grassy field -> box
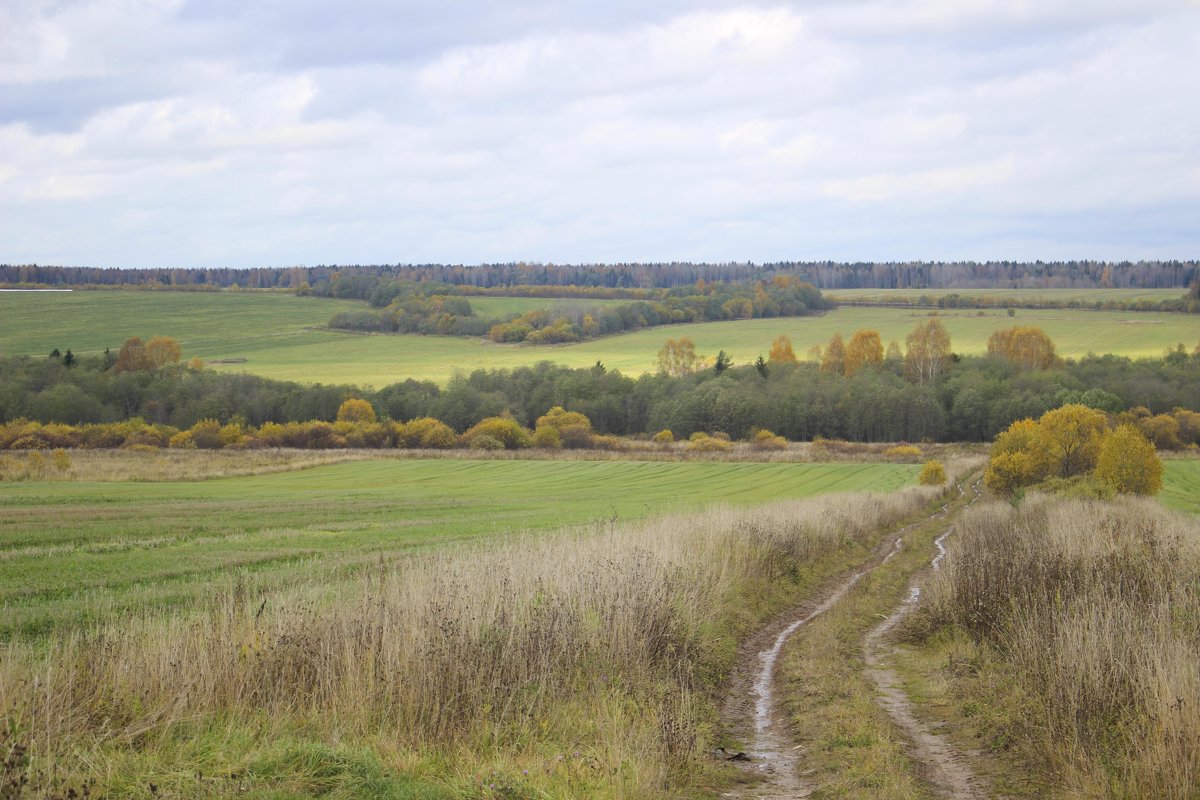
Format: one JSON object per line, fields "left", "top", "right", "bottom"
{"left": 1162, "top": 459, "right": 1200, "bottom": 514}
{"left": 0, "top": 457, "right": 917, "bottom": 637}
{"left": 2, "top": 289, "right": 1196, "bottom": 387}
{"left": 824, "top": 287, "right": 1187, "bottom": 304}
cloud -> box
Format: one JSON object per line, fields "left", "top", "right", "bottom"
{"left": 1, "top": 1, "right": 1198, "bottom": 267}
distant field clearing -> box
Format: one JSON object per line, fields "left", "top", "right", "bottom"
{"left": 1, "top": 289, "right": 1195, "bottom": 387}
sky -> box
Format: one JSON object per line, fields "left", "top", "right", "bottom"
{"left": 2, "top": 0, "right": 1199, "bottom": 269}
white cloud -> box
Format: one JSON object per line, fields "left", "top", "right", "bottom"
{"left": 1, "top": 1, "right": 1199, "bottom": 266}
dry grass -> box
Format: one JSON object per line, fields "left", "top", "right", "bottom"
{"left": 0, "top": 485, "right": 948, "bottom": 797}
{"left": 911, "top": 495, "right": 1200, "bottom": 798}
{"left": 0, "top": 443, "right": 984, "bottom": 483}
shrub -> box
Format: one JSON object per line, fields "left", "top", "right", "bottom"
{"left": 532, "top": 426, "right": 562, "bottom": 449}
{"left": 188, "top": 419, "right": 223, "bottom": 450}
{"left": 462, "top": 415, "right": 532, "bottom": 450}
{"left": 469, "top": 434, "right": 504, "bottom": 451}
{"left": 687, "top": 433, "right": 734, "bottom": 453}
{"left": 651, "top": 429, "right": 674, "bottom": 445}
{"left": 1094, "top": 425, "right": 1162, "bottom": 495}
{"left": 752, "top": 429, "right": 788, "bottom": 451}
{"left": 51, "top": 449, "right": 71, "bottom": 471}
{"left": 168, "top": 431, "right": 196, "bottom": 449}
{"left": 882, "top": 444, "right": 922, "bottom": 460}
{"left": 918, "top": 460, "right": 947, "bottom": 485}
{"left": 396, "top": 417, "right": 456, "bottom": 449}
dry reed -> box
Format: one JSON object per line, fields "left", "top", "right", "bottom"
{"left": 912, "top": 495, "right": 1200, "bottom": 798}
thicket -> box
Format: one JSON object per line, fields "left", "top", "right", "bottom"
{"left": 2, "top": 346, "right": 1199, "bottom": 446}
{"left": 324, "top": 276, "right": 831, "bottom": 344}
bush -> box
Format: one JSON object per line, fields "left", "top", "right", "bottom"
{"left": 918, "top": 460, "right": 947, "bottom": 485}
{"left": 687, "top": 433, "right": 734, "bottom": 453}
{"left": 651, "top": 429, "right": 674, "bottom": 445}
{"left": 883, "top": 444, "right": 922, "bottom": 460}
{"left": 532, "top": 426, "right": 562, "bottom": 449}
{"left": 1094, "top": 425, "right": 1162, "bottom": 495}
{"left": 469, "top": 434, "right": 504, "bottom": 451}
{"left": 396, "top": 417, "right": 456, "bottom": 449}
{"left": 462, "top": 415, "right": 532, "bottom": 450}
{"left": 752, "top": 429, "right": 788, "bottom": 451}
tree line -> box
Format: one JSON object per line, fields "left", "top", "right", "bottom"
{"left": 2, "top": 329, "right": 1198, "bottom": 447}
{"left": 3, "top": 260, "right": 1196, "bottom": 292}
{"left": 325, "top": 277, "right": 831, "bottom": 344}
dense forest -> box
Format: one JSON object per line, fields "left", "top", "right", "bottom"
{"left": 3, "top": 344, "right": 1197, "bottom": 446}
{"left": 3, "top": 260, "right": 1197, "bottom": 292}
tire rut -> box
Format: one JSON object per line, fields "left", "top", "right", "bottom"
{"left": 720, "top": 481, "right": 975, "bottom": 799}
{"left": 862, "top": 478, "right": 984, "bottom": 800}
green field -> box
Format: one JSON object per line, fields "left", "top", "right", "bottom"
{"left": 0, "top": 457, "right": 917, "bottom": 637}
{"left": 2, "top": 289, "right": 1196, "bottom": 387}
{"left": 1162, "top": 460, "right": 1200, "bottom": 515}
{"left": 825, "top": 287, "right": 1188, "bottom": 304}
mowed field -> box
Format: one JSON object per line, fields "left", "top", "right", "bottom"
{"left": 1, "top": 289, "right": 1196, "bottom": 387}
{"left": 1162, "top": 460, "right": 1200, "bottom": 515}
{"left": 0, "top": 457, "right": 918, "bottom": 637}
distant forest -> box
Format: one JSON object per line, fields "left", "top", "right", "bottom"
{"left": 2, "top": 260, "right": 1197, "bottom": 291}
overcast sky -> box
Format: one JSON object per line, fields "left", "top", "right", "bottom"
{"left": 2, "top": 0, "right": 1199, "bottom": 268}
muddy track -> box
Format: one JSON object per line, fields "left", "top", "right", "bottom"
{"left": 862, "top": 478, "right": 984, "bottom": 800}
{"left": 720, "top": 481, "right": 972, "bottom": 799}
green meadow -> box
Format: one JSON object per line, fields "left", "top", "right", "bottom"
{"left": 1162, "top": 459, "right": 1200, "bottom": 515}
{"left": 0, "top": 457, "right": 917, "bottom": 637}
{"left": 1, "top": 289, "right": 1196, "bottom": 387}
{"left": 824, "top": 287, "right": 1188, "bottom": 304}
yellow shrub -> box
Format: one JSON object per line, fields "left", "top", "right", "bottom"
{"left": 918, "top": 460, "right": 947, "bottom": 486}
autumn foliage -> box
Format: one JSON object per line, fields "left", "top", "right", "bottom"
{"left": 657, "top": 337, "right": 699, "bottom": 377}
{"left": 904, "top": 319, "right": 952, "bottom": 383}
{"left": 844, "top": 330, "right": 883, "bottom": 377}
{"left": 986, "top": 326, "right": 1058, "bottom": 371}
{"left": 767, "top": 335, "right": 797, "bottom": 364}
{"left": 984, "top": 403, "right": 1163, "bottom": 496}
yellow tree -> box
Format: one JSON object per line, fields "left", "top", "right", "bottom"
{"left": 114, "top": 336, "right": 152, "bottom": 373}
{"left": 145, "top": 335, "right": 182, "bottom": 368}
{"left": 336, "top": 398, "right": 377, "bottom": 424}
{"left": 904, "top": 319, "right": 951, "bottom": 384}
{"left": 1095, "top": 425, "right": 1163, "bottom": 495}
{"left": 820, "top": 332, "right": 846, "bottom": 374}
{"left": 657, "top": 337, "right": 699, "bottom": 377}
{"left": 844, "top": 329, "right": 883, "bottom": 376}
{"left": 987, "top": 326, "right": 1057, "bottom": 371}
{"left": 1030, "top": 404, "right": 1108, "bottom": 478}
{"left": 768, "top": 335, "right": 797, "bottom": 364}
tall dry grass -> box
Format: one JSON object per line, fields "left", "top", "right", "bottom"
{"left": 0, "top": 443, "right": 984, "bottom": 483}
{"left": 1, "top": 485, "right": 950, "bottom": 795}
{"left": 913, "top": 495, "right": 1200, "bottom": 798}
